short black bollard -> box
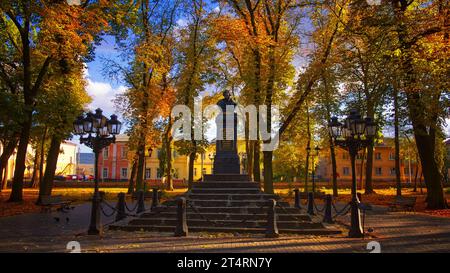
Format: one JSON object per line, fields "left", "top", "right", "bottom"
{"left": 151, "top": 188, "right": 159, "bottom": 210}
{"left": 323, "top": 194, "right": 334, "bottom": 224}
{"left": 136, "top": 190, "right": 145, "bottom": 213}
{"left": 294, "top": 189, "right": 301, "bottom": 209}
{"left": 174, "top": 197, "right": 188, "bottom": 237}
{"left": 115, "top": 193, "right": 127, "bottom": 222}
{"left": 307, "top": 192, "right": 315, "bottom": 215}
{"left": 266, "top": 199, "right": 279, "bottom": 238}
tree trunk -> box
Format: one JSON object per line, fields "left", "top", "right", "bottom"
{"left": 413, "top": 159, "right": 419, "bottom": 192}
{"left": 38, "top": 127, "right": 47, "bottom": 188}
{"left": 165, "top": 116, "right": 173, "bottom": 191}
{"left": 188, "top": 149, "right": 195, "bottom": 189}
{"left": 359, "top": 149, "right": 366, "bottom": 190}
{"left": 394, "top": 87, "right": 402, "bottom": 196}
{"left": 127, "top": 155, "right": 138, "bottom": 194}
{"left": 135, "top": 143, "right": 145, "bottom": 191}
{"left": 253, "top": 140, "right": 260, "bottom": 184}
{"left": 263, "top": 151, "right": 273, "bottom": 194}
{"left": 365, "top": 141, "right": 375, "bottom": 194}
{"left": 9, "top": 111, "right": 33, "bottom": 202}
{"left": 304, "top": 102, "right": 311, "bottom": 192}
{"left": 414, "top": 133, "right": 447, "bottom": 208}
{"left": 246, "top": 139, "right": 254, "bottom": 179}
{"left": 393, "top": 0, "right": 447, "bottom": 209}
{"left": 30, "top": 149, "right": 39, "bottom": 188}
{"left": 0, "top": 139, "right": 18, "bottom": 191}
{"left": 37, "top": 136, "right": 61, "bottom": 204}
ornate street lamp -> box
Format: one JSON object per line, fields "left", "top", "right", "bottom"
{"left": 73, "top": 108, "right": 122, "bottom": 235}
{"left": 328, "top": 109, "right": 376, "bottom": 238}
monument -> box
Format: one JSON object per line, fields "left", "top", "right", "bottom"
{"left": 213, "top": 90, "right": 240, "bottom": 174}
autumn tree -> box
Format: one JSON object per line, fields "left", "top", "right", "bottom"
{"left": 0, "top": 1, "right": 107, "bottom": 201}
{"left": 108, "top": 0, "right": 180, "bottom": 191}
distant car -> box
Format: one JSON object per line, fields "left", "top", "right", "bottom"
{"left": 54, "top": 175, "right": 66, "bottom": 181}
{"left": 66, "top": 174, "right": 83, "bottom": 181}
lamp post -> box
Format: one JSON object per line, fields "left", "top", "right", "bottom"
{"left": 73, "top": 108, "right": 122, "bottom": 235}
{"left": 328, "top": 109, "right": 376, "bottom": 238}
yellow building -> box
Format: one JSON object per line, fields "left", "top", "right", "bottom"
{"left": 1, "top": 141, "right": 78, "bottom": 182}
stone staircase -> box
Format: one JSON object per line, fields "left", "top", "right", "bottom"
{"left": 110, "top": 174, "right": 341, "bottom": 235}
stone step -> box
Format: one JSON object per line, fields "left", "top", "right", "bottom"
{"left": 186, "top": 199, "right": 290, "bottom": 207}
{"left": 110, "top": 224, "right": 342, "bottom": 236}
{"left": 140, "top": 211, "right": 312, "bottom": 221}
{"left": 147, "top": 206, "right": 303, "bottom": 214}
{"left": 186, "top": 193, "right": 280, "bottom": 201}
{"left": 190, "top": 188, "right": 261, "bottom": 194}
{"left": 203, "top": 174, "right": 250, "bottom": 181}
{"left": 128, "top": 218, "right": 324, "bottom": 229}
{"left": 192, "top": 182, "right": 260, "bottom": 188}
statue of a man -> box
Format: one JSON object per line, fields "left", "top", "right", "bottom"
{"left": 213, "top": 89, "right": 240, "bottom": 174}
{"left": 217, "top": 90, "right": 236, "bottom": 112}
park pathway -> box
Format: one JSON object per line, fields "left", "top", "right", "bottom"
{"left": 0, "top": 202, "right": 449, "bottom": 252}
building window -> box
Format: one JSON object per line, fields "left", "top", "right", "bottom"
{"left": 145, "top": 168, "right": 151, "bottom": 179}
{"left": 343, "top": 167, "right": 350, "bottom": 176}
{"left": 375, "top": 167, "right": 382, "bottom": 176}
{"left": 389, "top": 153, "right": 395, "bottom": 160}
{"left": 194, "top": 168, "right": 197, "bottom": 177}
{"left": 173, "top": 150, "right": 177, "bottom": 158}
{"left": 375, "top": 152, "right": 381, "bottom": 160}
{"left": 102, "top": 168, "right": 108, "bottom": 178}
{"left": 121, "top": 168, "right": 128, "bottom": 178}
{"left": 202, "top": 168, "right": 206, "bottom": 175}
{"left": 173, "top": 168, "right": 179, "bottom": 179}
{"left": 342, "top": 153, "right": 349, "bottom": 160}
{"left": 156, "top": 168, "right": 161, "bottom": 179}
{"left": 121, "top": 147, "right": 128, "bottom": 159}
{"left": 103, "top": 147, "right": 109, "bottom": 158}
{"left": 390, "top": 168, "right": 396, "bottom": 175}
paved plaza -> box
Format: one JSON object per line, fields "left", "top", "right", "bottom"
{"left": 0, "top": 201, "right": 449, "bottom": 253}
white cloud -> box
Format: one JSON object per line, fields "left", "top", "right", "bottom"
{"left": 84, "top": 71, "right": 127, "bottom": 118}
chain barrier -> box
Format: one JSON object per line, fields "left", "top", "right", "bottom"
{"left": 331, "top": 201, "right": 352, "bottom": 220}
{"left": 99, "top": 202, "right": 117, "bottom": 217}
{"left": 313, "top": 201, "right": 325, "bottom": 213}
{"left": 124, "top": 200, "right": 139, "bottom": 212}
{"left": 100, "top": 199, "right": 138, "bottom": 218}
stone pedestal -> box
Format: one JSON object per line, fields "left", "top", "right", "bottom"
{"left": 213, "top": 112, "right": 240, "bottom": 174}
